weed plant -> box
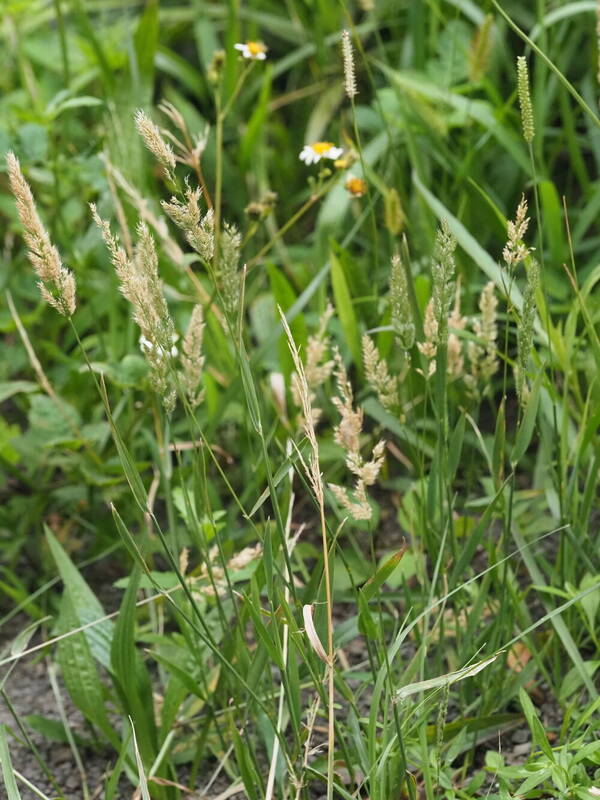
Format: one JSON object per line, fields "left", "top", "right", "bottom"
{"left": 0, "top": 2, "right": 600, "bottom": 800}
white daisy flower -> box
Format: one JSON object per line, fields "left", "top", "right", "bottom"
{"left": 299, "top": 141, "right": 344, "bottom": 165}
{"left": 234, "top": 41, "right": 268, "bottom": 61}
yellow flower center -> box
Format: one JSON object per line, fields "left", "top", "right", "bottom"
{"left": 345, "top": 177, "right": 367, "bottom": 196}
{"left": 247, "top": 41, "right": 266, "bottom": 56}
{"left": 311, "top": 141, "right": 335, "bottom": 155}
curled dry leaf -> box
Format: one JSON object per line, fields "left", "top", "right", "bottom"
{"left": 302, "top": 604, "right": 328, "bottom": 664}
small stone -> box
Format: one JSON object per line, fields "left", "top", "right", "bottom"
{"left": 511, "top": 728, "right": 529, "bottom": 744}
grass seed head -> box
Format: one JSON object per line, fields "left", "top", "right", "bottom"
{"left": 390, "top": 252, "right": 415, "bottom": 350}
{"left": 503, "top": 195, "right": 531, "bottom": 271}
{"left": 92, "top": 205, "right": 176, "bottom": 411}
{"left": 447, "top": 283, "right": 467, "bottom": 379}
{"left": 362, "top": 334, "right": 398, "bottom": 410}
{"left": 516, "top": 56, "right": 535, "bottom": 143}
{"left": 135, "top": 109, "right": 177, "bottom": 175}
{"left": 432, "top": 219, "right": 457, "bottom": 341}
{"left": 7, "top": 152, "right": 76, "bottom": 317}
{"left": 469, "top": 14, "right": 493, "bottom": 83}
{"left": 466, "top": 281, "right": 499, "bottom": 394}
{"left": 516, "top": 258, "right": 539, "bottom": 405}
{"left": 417, "top": 299, "right": 438, "bottom": 377}
{"left": 180, "top": 304, "right": 205, "bottom": 407}
{"left": 341, "top": 30, "right": 357, "bottom": 100}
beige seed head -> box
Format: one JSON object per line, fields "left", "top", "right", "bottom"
{"left": 503, "top": 195, "right": 531, "bottom": 271}
{"left": 180, "top": 304, "right": 205, "bottom": 407}
{"left": 6, "top": 152, "right": 76, "bottom": 316}
{"left": 135, "top": 109, "right": 177, "bottom": 173}
{"left": 341, "top": 30, "right": 357, "bottom": 100}
{"left": 362, "top": 334, "right": 398, "bottom": 410}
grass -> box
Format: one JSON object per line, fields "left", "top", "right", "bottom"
{"left": 0, "top": 1, "right": 599, "bottom": 799}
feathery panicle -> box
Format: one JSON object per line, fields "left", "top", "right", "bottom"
{"left": 162, "top": 188, "right": 215, "bottom": 262}
{"left": 503, "top": 195, "right": 531, "bottom": 271}
{"left": 328, "top": 350, "right": 385, "bottom": 521}
{"left": 516, "top": 56, "right": 535, "bottom": 143}
{"left": 468, "top": 14, "right": 493, "bottom": 84}
{"left": 92, "top": 205, "right": 176, "bottom": 411}
{"left": 135, "top": 109, "right": 177, "bottom": 176}
{"left": 180, "top": 304, "right": 205, "bottom": 407}
{"left": 447, "top": 283, "right": 467, "bottom": 379}
{"left": 341, "top": 30, "right": 357, "bottom": 100}
{"left": 192, "top": 543, "right": 262, "bottom": 598}
{"left": 7, "top": 152, "right": 76, "bottom": 316}
{"left": 516, "top": 259, "right": 539, "bottom": 405}
{"left": 331, "top": 350, "right": 363, "bottom": 455}
{"left": 218, "top": 223, "right": 242, "bottom": 315}
{"left": 362, "top": 335, "right": 398, "bottom": 410}
{"left": 279, "top": 308, "right": 324, "bottom": 504}
{"left": 159, "top": 100, "right": 210, "bottom": 183}
{"left": 291, "top": 304, "right": 334, "bottom": 426}
{"left": 163, "top": 185, "right": 240, "bottom": 315}
{"left": 158, "top": 100, "right": 187, "bottom": 137}
{"left": 466, "top": 281, "right": 499, "bottom": 394}
{"left": 390, "top": 252, "right": 415, "bottom": 350}
{"left": 432, "top": 219, "right": 457, "bottom": 338}
{"left": 417, "top": 299, "right": 438, "bottom": 378}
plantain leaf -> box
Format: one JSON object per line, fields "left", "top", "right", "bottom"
{"left": 45, "top": 528, "right": 113, "bottom": 670}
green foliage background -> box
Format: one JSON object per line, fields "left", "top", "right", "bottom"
{"left": 1, "top": 1, "right": 600, "bottom": 799}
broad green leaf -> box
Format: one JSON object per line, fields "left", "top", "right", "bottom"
{"left": 130, "top": 719, "right": 151, "bottom": 800}
{"left": 361, "top": 546, "right": 407, "bottom": 603}
{"left": 45, "top": 528, "right": 113, "bottom": 669}
{"left": 330, "top": 249, "right": 362, "bottom": 371}
{"left": 0, "top": 381, "right": 37, "bottom": 403}
{"left": 511, "top": 370, "right": 543, "bottom": 465}
{"left": 539, "top": 180, "right": 566, "bottom": 275}
{"left": 519, "top": 688, "right": 555, "bottom": 761}
{"left": 111, "top": 567, "right": 157, "bottom": 764}
{"left": 56, "top": 591, "right": 117, "bottom": 747}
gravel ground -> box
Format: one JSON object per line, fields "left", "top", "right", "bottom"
{"left": 0, "top": 622, "right": 244, "bottom": 799}
{"left": 0, "top": 653, "right": 127, "bottom": 799}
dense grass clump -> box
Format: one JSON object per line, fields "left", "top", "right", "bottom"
{"left": 1, "top": 2, "right": 599, "bottom": 799}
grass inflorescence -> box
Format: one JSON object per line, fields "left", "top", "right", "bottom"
{"left": 0, "top": 3, "right": 599, "bottom": 800}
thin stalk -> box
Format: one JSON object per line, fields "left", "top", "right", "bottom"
{"left": 214, "top": 93, "right": 223, "bottom": 277}
{"left": 53, "top": 0, "right": 70, "bottom": 85}
{"left": 349, "top": 93, "right": 379, "bottom": 271}
{"left": 246, "top": 178, "right": 336, "bottom": 269}
{"left": 319, "top": 495, "right": 335, "bottom": 800}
